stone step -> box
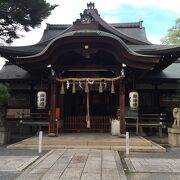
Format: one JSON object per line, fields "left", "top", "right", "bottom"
{"left": 20, "top": 135, "right": 152, "bottom": 147}
{"left": 7, "top": 133, "right": 166, "bottom": 152}
{"left": 7, "top": 144, "right": 166, "bottom": 152}
{"left": 21, "top": 140, "right": 151, "bottom": 146}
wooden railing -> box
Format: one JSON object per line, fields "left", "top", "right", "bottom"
{"left": 63, "top": 116, "right": 87, "bottom": 130}
{"left": 63, "top": 116, "right": 114, "bottom": 132}
{"left": 138, "top": 113, "right": 166, "bottom": 137}
{"left": 6, "top": 109, "right": 49, "bottom": 127}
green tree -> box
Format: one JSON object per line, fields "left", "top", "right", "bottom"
{"left": 0, "top": 0, "right": 58, "bottom": 43}
{"left": 0, "top": 83, "right": 10, "bottom": 107}
{"left": 0, "top": 83, "right": 10, "bottom": 126}
{"left": 161, "top": 18, "right": 180, "bottom": 45}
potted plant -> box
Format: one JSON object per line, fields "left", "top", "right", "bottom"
{"left": 0, "top": 83, "right": 10, "bottom": 145}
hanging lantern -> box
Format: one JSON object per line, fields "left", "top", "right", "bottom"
{"left": 129, "top": 91, "right": 139, "bottom": 109}
{"left": 72, "top": 81, "right": 76, "bottom": 93}
{"left": 99, "top": 81, "right": 103, "bottom": 93}
{"left": 85, "top": 81, "right": 89, "bottom": 93}
{"left": 37, "top": 91, "right": 47, "bottom": 109}
{"left": 60, "top": 82, "right": 65, "bottom": 94}
{"left": 111, "top": 81, "right": 115, "bottom": 94}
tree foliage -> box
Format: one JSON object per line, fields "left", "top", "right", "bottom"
{"left": 161, "top": 18, "right": 180, "bottom": 45}
{"left": 0, "top": 83, "right": 10, "bottom": 107}
{"left": 0, "top": 0, "right": 58, "bottom": 43}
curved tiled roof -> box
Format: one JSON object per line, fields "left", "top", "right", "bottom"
{"left": 147, "top": 62, "right": 180, "bottom": 80}
{"left": 37, "top": 21, "right": 150, "bottom": 45}
{"left": 0, "top": 63, "right": 31, "bottom": 80}
{"left": 10, "top": 30, "right": 159, "bottom": 71}
{"left": 0, "top": 6, "right": 179, "bottom": 72}
{"left": 16, "top": 30, "right": 157, "bottom": 60}
{"left": 129, "top": 44, "right": 180, "bottom": 53}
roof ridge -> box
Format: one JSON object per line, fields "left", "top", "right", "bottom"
{"left": 46, "top": 21, "right": 143, "bottom": 30}
{"left": 110, "top": 21, "right": 143, "bottom": 28}
{"left": 46, "top": 24, "right": 71, "bottom": 30}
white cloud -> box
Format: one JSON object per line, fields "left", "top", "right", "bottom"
{"left": 46, "top": 0, "right": 180, "bottom": 18}
{"left": 102, "top": 16, "right": 121, "bottom": 23}
{"left": 12, "top": 24, "right": 46, "bottom": 46}
{"left": 44, "top": 0, "right": 180, "bottom": 26}
{"left": 11, "top": 0, "right": 180, "bottom": 46}
{"left": 0, "top": 57, "right": 6, "bottom": 70}
{"left": 122, "top": 0, "right": 180, "bottom": 15}
{"left": 147, "top": 34, "right": 163, "bottom": 44}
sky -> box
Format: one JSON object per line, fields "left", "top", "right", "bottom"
{"left": 0, "top": 0, "right": 179, "bottom": 69}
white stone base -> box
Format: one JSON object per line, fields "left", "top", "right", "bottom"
{"left": 168, "top": 127, "right": 180, "bottom": 147}
{"left": 0, "top": 126, "right": 11, "bottom": 145}
{"left": 48, "top": 133, "right": 56, "bottom": 137}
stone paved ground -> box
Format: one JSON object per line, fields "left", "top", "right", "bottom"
{"left": 1, "top": 145, "right": 180, "bottom": 180}
{"left": 16, "top": 149, "right": 127, "bottom": 180}
{"left": 124, "top": 148, "right": 180, "bottom": 180}
{"left": 0, "top": 156, "right": 38, "bottom": 171}
{"left": 0, "top": 146, "right": 46, "bottom": 180}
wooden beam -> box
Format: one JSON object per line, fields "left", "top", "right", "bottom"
{"left": 119, "top": 79, "right": 126, "bottom": 134}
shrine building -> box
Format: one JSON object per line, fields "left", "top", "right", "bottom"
{"left": 0, "top": 2, "right": 180, "bottom": 136}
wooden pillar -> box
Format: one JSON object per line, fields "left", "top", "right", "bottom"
{"left": 119, "top": 79, "right": 126, "bottom": 134}
{"left": 29, "top": 83, "right": 34, "bottom": 111}
{"left": 49, "top": 79, "right": 56, "bottom": 136}
{"left": 154, "top": 84, "right": 159, "bottom": 107}
{"left": 59, "top": 94, "right": 64, "bottom": 117}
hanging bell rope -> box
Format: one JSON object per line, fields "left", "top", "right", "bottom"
{"left": 72, "top": 81, "right": 76, "bottom": 93}
{"left": 85, "top": 81, "right": 89, "bottom": 93}
{"left": 111, "top": 81, "right": 115, "bottom": 94}
{"left": 60, "top": 82, "right": 65, "bottom": 94}
{"left": 56, "top": 75, "right": 124, "bottom": 83}
{"left": 99, "top": 81, "right": 103, "bottom": 93}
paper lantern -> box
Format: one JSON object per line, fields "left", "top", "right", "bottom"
{"left": 129, "top": 91, "right": 139, "bottom": 109}
{"left": 37, "top": 91, "right": 46, "bottom": 109}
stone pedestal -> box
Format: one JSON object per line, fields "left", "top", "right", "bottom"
{"left": 48, "top": 133, "right": 56, "bottom": 137}
{"left": 168, "top": 126, "right": 180, "bottom": 147}
{"left": 0, "top": 126, "right": 11, "bottom": 145}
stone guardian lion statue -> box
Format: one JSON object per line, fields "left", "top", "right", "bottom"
{"left": 173, "top": 108, "right": 180, "bottom": 126}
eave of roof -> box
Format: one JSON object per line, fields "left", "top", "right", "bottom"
{"left": 9, "top": 30, "right": 160, "bottom": 71}
{"left": 0, "top": 63, "right": 31, "bottom": 80}
{"left": 146, "top": 62, "right": 180, "bottom": 80}
{"left": 15, "top": 30, "right": 158, "bottom": 60}
{"left": 0, "top": 6, "right": 179, "bottom": 72}
{"left": 129, "top": 44, "right": 180, "bottom": 54}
